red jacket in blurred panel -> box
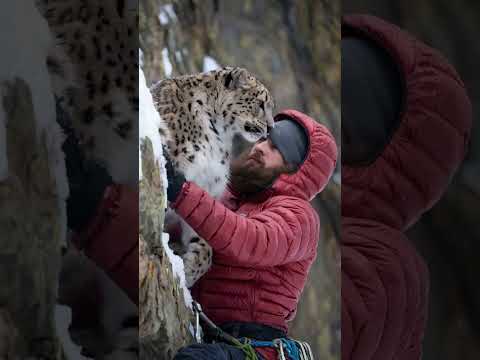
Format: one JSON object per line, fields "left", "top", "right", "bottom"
{"left": 342, "top": 15, "right": 472, "bottom": 360}
{"left": 72, "top": 184, "right": 139, "bottom": 306}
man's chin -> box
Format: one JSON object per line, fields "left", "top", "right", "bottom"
{"left": 229, "top": 170, "right": 277, "bottom": 195}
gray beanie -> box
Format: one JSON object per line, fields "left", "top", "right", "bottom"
{"left": 269, "top": 118, "right": 308, "bottom": 168}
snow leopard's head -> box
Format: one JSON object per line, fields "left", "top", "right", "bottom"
{"left": 216, "top": 67, "right": 274, "bottom": 143}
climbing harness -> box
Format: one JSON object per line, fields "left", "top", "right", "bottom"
{"left": 191, "top": 301, "right": 314, "bottom": 359}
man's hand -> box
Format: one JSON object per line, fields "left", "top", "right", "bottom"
{"left": 163, "top": 147, "right": 186, "bottom": 203}
{"left": 63, "top": 134, "right": 113, "bottom": 232}
{"left": 58, "top": 101, "right": 113, "bottom": 232}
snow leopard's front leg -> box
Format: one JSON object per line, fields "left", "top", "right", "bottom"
{"left": 181, "top": 237, "right": 213, "bottom": 288}
{"left": 164, "top": 211, "right": 213, "bottom": 288}
{"left": 170, "top": 164, "right": 228, "bottom": 247}
{"left": 165, "top": 161, "right": 228, "bottom": 286}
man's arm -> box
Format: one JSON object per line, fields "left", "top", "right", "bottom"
{"left": 171, "top": 181, "right": 319, "bottom": 267}
{"left": 72, "top": 184, "right": 139, "bottom": 306}
{"left": 341, "top": 217, "right": 429, "bottom": 360}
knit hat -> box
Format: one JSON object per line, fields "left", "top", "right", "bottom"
{"left": 269, "top": 118, "right": 309, "bottom": 168}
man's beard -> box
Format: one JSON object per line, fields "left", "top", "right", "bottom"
{"left": 228, "top": 148, "right": 288, "bottom": 195}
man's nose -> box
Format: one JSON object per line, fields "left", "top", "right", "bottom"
{"left": 253, "top": 141, "right": 266, "bottom": 155}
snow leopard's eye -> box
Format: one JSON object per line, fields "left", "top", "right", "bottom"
{"left": 259, "top": 102, "right": 265, "bottom": 112}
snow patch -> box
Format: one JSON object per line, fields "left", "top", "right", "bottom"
{"left": 203, "top": 56, "right": 221, "bottom": 72}
{"left": 55, "top": 305, "right": 93, "bottom": 360}
{"left": 161, "top": 48, "right": 173, "bottom": 77}
{"left": 161, "top": 233, "right": 193, "bottom": 310}
{"left": 0, "top": 0, "right": 68, "bottom": 239}
{"left": 139, "top": 48, "right": 144, "bottom": 68}
{"left": 139, "top": 66, "right": 167, "bottom": 182}
{"left": 158, "top": 4, "right": 177, "bottom": 25}
{"left": 139, "top": 65, "right": 192, "bottom": 308}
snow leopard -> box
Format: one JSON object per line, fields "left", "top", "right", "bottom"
{"left": 150, "top": 66, "right": 275, "bottom": 287}
{"left": 35, "top": 1, "right": 139, "bottom": 358}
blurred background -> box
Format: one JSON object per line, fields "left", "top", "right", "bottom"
{"left": 140, "top": 0, "right": 340, "bottom": 359}
{"left": 343, "top": 1, "right": 480, "bottom": 359}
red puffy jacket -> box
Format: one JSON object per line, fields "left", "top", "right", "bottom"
{"left": 171, "top": 109, "right": 337, "bottom": 357}
{"left": 342, "top": 15, "right": 472, "bottom": 360}
{"left": 72, "top": 184, "right": 139, "bottom": 306}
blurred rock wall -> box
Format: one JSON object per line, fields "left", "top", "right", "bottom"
{"left": 140, "top": 0, "right": 340, "bottom": 358}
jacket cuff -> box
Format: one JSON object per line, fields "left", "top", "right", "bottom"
{"left": 170, "top": 181, "right": 208, "bottom": 217}
{"left": 71, "top": 184, "right": 139, "bottom": 272}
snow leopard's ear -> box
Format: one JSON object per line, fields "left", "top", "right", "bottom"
{"left": 225, "top": 68, "right": 255, "bottom": 90}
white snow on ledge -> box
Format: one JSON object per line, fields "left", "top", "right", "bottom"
{"left": 55, "top": 305, "right": 93, "bottom": 360}
{"left": 161, "top": 48, "right": 173, "bottom": 77}
{"left": 139, "top": 66, "right": 166, "bottom": 182}
{"left": 158, "top": 4, "right": 177, "bottom": 25}
{"left": 139, "top": 48, "right": 144, "bottom": 68}
{"left": 139, "top": 64, "right": 193, "bottom": 310}
{"left": 203, "top": 56, "right": 221, "bottom": 72}
{"left": 162, "top": 233, "right": 193, "bottom": 310}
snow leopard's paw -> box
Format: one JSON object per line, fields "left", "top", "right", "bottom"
{"left": 181, "top": 237, "right": 213, "bottom": 288}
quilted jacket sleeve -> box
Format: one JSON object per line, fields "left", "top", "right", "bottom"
{"left": 72, "top": 184, "right": 139, "bottom": 305}
{"left": 341, "top": 217, "right": 429, "bottom": 360}
{"left": 171, "top": 181, "right": 320, "bottom": 267}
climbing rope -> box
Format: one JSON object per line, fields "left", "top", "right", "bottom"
{"left": 192, "top": 300, "right": 314, "bottom": 360}
{"left": 246, "top": 338, "right": 314, "bottom": 360}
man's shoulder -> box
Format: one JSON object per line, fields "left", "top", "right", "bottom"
{"left": 265, "top": 194, "right": 316, "bottom": 215}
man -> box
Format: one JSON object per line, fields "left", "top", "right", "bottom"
{"left": 167, "top": 110, "right": 337, "bottom": 359}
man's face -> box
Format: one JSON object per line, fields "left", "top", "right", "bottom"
{"left": 229, "top": 137, "right": 292, "bottom": 194}
{"left": 245, "top": 137, "right": 286, "bottom": 171}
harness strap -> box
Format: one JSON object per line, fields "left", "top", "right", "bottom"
{"left": 192, "top": 301, "right": 314, "bottom": 359}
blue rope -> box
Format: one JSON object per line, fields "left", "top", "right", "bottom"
{"left": 281, "top": 339, "right": 301, "bottom": 359}
{"left": 241, "top": 338, "right": 304, "bottom": 360}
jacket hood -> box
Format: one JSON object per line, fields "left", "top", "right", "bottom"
{"left": 342, "top": 15, "right": 472, "bottom": 230}
{"left": 271, "top": 109, "right": 337, "bottom": 201}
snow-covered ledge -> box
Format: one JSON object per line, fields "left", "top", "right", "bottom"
{"left": 139, "top": 67, "right": 195, "bottom": 359}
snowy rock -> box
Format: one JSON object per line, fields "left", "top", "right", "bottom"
{"left": 203, "top": 56, "right": 221, "bottom": 72}
{"left": 158, "top": 4, "right": 177, "bottom": 25}
{"left": 139, "top": 66, "right": 195, "bottom": 359}
{"left": 55, "top": 306, "right": 93, "bottom": 360}
{"left": 161, "top": 48, "right": 173, "bottom": 77}
{"left": 161, "top": 233, "right": 193, "bottom": 310}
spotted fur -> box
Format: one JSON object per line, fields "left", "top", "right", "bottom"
{"left": 36, "top": 0, "right": 138, "bottom": 186}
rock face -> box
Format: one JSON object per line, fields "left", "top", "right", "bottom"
{"left": 139, "top": 138, "right": 194, "bottom": 359}
{"left": 140, "top": 1, "right": 340, "bottom": 359}
{"left": 0, "top": 78, "right": 64, "bottom": 358}
{"left": 343, "top": 2, "right": 480, "bottom": 359}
